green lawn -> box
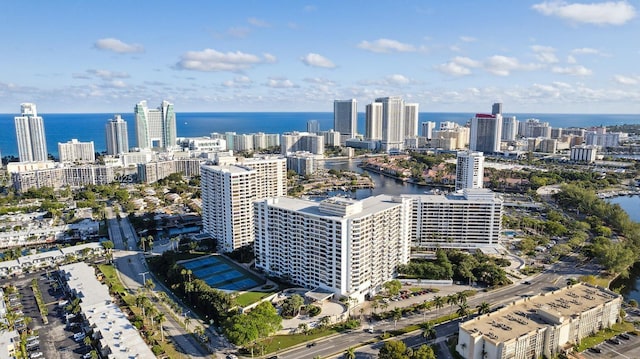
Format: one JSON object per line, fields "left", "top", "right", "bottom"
{"left": 98, "top": 264, "right": 127, "bottom": 296}
{"left": 256, "top": 329, "right": 340, "bottom": 354}
{"left": 576, "top": 322, "right": 635, "bottom": 351}
{"left": 235, "top": 291, "right": 276, "bottom": 307}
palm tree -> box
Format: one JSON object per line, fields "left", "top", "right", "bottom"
{"left": 421, "top": 300, "right": 433, "bottom": 322}
{"left": 184, "top": 317, "right": 192, "bottom": 332}
{"left": 318, "top": 316, "right": 331, "bottom": 329}
{"left": 83, "top": 335, "right": 92, "bottom": 347}
{"left": 456, "top": 291, "right": 469, "bottom": 305}
{"left": 298, "top": 322, "right": 309, "bottom": 335}
{"left": 457, "top": 302, "right": 470, "bottom": 319}
{"left": 392, "top": 308, "right": 402, "bottom": 330}
{"left": 446, "top": 294, "right": 458, "bottom": 312}
{"left": 433, "top": 296, "right": 445, "bottom": 316}
{"left": 344, "top": 347, "right": 356, "bottom": 359}
{"left": 422, "top": 322, "right": 436, "bottom": 342}
{"left": 144, "top": 278, "right": 155, "bottom": 292}
{"left": 155, "top": 312, "right": 166, "bottom": 341}
{"left": 477, "top": 301, "right": 491, "bottom": 315}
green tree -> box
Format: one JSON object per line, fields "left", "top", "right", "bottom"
{"left": 155, "top": 312, "right": 166, "bottom": 341}
{"left": 433, "top": 296, "right": 444, "bottom": 316}
{"left": 392, "top": 308, "right": 403, "bottom": 330}
{"left": 378, "top": 340, "right": 410, "bottom": 359}
{"left": 476, "top": 301, "right": 491, "bottom": 315}
{"left": 344, "top": 347, "right": 356, "bottom": 359}
{"left": 383, "top": 279, "right": 402, "bottom": 296}
{"left": 411, "top": 345, "right": 436, "bottom": 359}
{"left": 422, "top": 322, "right": 436, "bottom": 342}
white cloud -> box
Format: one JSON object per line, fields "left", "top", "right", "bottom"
{"left": 303, "top": 77, "right": 336, "bottom": 86}
{"left": 613, "top": 74, "right": 640, "bottom": 85}
{"left": 175, "top": 49, "right": 266, "bottom": 72}
{"left": 223, "top": 76, "right": 253, "bottom": 88}
{"left": 531, "top": 45, "right": 559, "bottom": 63}
{"left": 227, "top": 27, "right": 251, "bottom": 38}
{"left": 435, "top": 56, "right": 481, "bottom": 77}
{"left": 484, "top": 56, "right": 541, "bottom": 76}
{"left": 248, "top": 17, "right": 270, "bottom": 27}
{"left": 73, "top": 69, "right": 130, "bottom": 80}
{"left": 386, "top": 74, "right": 411, "bottom": 85}
{"left": 300, "top": 53, "right": 337, "bottom": 68}
{"left": 436, "top": 62, "right": 472, "bottom": 76}
{"left": 567, "top": 55, "right": 577, "bottom": 64}
{"left": 94, "top": 38, "right": 144, "bottom": 53}
{"left": 453, "top": 56, "right": 482, "bottom": 68}
{"left": 263, "top": 53, "right": 277, "bottom": 63}
{"left": 459, "top": 36, "right": 477, "bottom": 42}
{"left": 109, "top": 80, "right": 127, "bottom": 88}
{"left": 551, "top": 65, "right": 593, "bottom": 76}
{"left": 532, "top": 1, "right": 636, "bottom": 25}
{"left": 572, "top": 47, "right": 600, "bottom": 54}
{"left": 265, "top": 77, "right": 297, "bottom": 88}
{"left": 357, "top": 38, "right": 416, "bottom": 53}
{"left": 304, "top": 5, "right": 317, "bottom": 12}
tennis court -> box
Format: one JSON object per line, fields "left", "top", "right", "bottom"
{"left": 180, "top": 255, "right": 264, "bottom": 292}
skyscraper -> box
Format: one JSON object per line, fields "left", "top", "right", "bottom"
{"left": 333, "top": 99, "right": 357, "bottom": 138}
{"left": 492, "top": 102, "right": 502, "bottom": 115}
{"left": 306, "top": 120, "right": 320, "bottom": 133}
{"left": 14, "top": 103, "right": 48, "bottom": 162}
{"left": 421, "top": 121, "right": 435, "bottom": 140}
{"left": 105, "top": 115, "right": 129, "bottom": 155}
{"left": 376, "top": 96, "right": 405, "bottom": 152}
{"left": 201, "top": 156, "right": 287, "bottom": 253}
{"left": 501, "top": 116, "right": 518, "bottom": 141}
{"left": 134, "top": 100, "right": 177, "bottom": 150}
{"left": 470, "top": 113, "right": 503, "bottom": 154}
{"left": 365, "top": 102, "right": 383, "bottom": 140}
{"left": 404, "top": 103, "right": 419, "bottom": 138}
{"left": 58, "top": 139, "right": 95, "bottom": 163}
{"left": 455, "top": 150, "right": 484, "bottom": 191}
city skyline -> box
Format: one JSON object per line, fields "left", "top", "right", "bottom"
{"left": 1, "top": 1, "right": 639, "bottom": 114}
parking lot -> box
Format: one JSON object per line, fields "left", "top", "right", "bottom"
{"left": 581, "top": 332, "right": 640, "bottom": 358}
{"left": 3, "top": 271, "right": 96, "bottom": 359}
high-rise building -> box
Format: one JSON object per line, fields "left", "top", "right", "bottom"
{"left": 404, "top": 103, "right": 419, "bottom": 138}
{"left": 518, "top": 118, "right": 551, "bottom": 138}
{"left": 501, "top": 116, "right": 518, "bottom": 141}
{"left": 134, "top": 100, "right": 177, "bottom": 150}
{"left": 421, "top": 121, "right": 435, "bottom": 139}
{"left": 14, "top": 103, "right": 48, "bottom": 162}
{"left": 365, "top": 102, "right": 383, "bottom": 140}
{"left": 58, "top": 139, "right": 95, "bottom": 164}
{"left": 406, "top": 189, "right": 502, "bottom": 250}
{"left": 470, "top": 113, "right": 502, "bottom": 154}
{"left": 281, "top": 132, "right": 324, "bottom": 155}
{"left": 491, "top": 102, "right": 502, "bottom": 115}
{"left": 201, "top": 156, "right": 286, "bottom": 253}
{"left": 254, "top": 195, "right": 412, "bottom": 302}
{"left": 105, "top": 115, "right": 129, "bottom": 156}
{"left": 455, "top": 151, "right": 484, "bottom": 191}
{"left": 307, "top": 120, "right": 320, "bottom": 134}
{"left": 376, "top": 96, "right": 405, "bottom": 152}
{"left": 333, "top": 99, "right": 357, "bottom": 138}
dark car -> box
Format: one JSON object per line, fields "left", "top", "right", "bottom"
{"left": 608, "top": 338, "right": 621, "bottom": 345}
{"left": 522, "top": 281, "right": 531, "bottom": 285}
{"left": 307, "top": 342, "right": 316, "bottom": 347}
{"left": 618, "top": 333, "right": 630, "bottom": 340}
{"left": 588, "top": 347, "right": 602, "bottom": 353}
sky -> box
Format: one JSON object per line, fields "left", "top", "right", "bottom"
{"left": 1, "top": 0, "right": 640, "bottom": 114}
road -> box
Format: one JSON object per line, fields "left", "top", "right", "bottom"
{"left": 105, "top": 206, "right": 214, "bottom": 359}
{"left": 282, "top": 256, "right": 601, "bottom": 359}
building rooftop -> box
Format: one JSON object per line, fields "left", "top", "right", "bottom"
{"left": 263, "top": 195, "right": 407, "bottom": 219}
{"left": 460, "top": 283, "right": 620, "bottom": 344}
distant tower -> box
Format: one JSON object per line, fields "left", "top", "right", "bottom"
{"left": 365, "top": 102, "right": 383, "bottom": 140}
{"left": 455, "top": 150, "right": 485, "bottom": 191}
{"left": 376, "top": 96, "right": 405, "bottom": 152}
{"left": 404, "top": 103, "right": 419, "bottom": 138}
{"left": 333, "top": 99, "right": 357, "bottom": 138}
{"left": 470, "top": 113, "right": 503, "bottom": 154}
{"left": 306, "top": 120, "right": 320, "bottom": 134}
{"left": 105, "top": 115, "right": 129, "bottom": 155}
{"left": 501, "top": 116, "right": 518, "bottom": 141}
{"left": 134, "top": 100, "right": 177, "bottom": 150}
{"left": 421, "top": 121, "right": 436, "bottom": 140}
{"left": 14, "top": 103, "right": 48, "bottom": 162}
{"left": 492, "top": 102, "right": 502, "bottom": 115}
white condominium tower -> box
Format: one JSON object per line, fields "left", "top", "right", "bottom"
{"left": 376, "top": 96, "right": 405, "bottom": 152}
{"left": 255, "top": 195, "right": 412, "bottom": 303}
{"left": 201, "top": 156, "right": 286, "bottom": 253}
{"left": 58, "top": 139, "right": 95, "bottom": 164}
{"left": 455, "top": 150, "right": 484, "bottom": 191}
{"left": 333, "top": 99, "right": 357, "bottom": 138}
{"left": 404, "top": 103, "right": 419, "bottom": 138}
{"left": 105, "top": 115, "right": 129, "bottom": 155}
{"left": 470, "top": 113, "right": 503, "bottom": 154}
{"left": 365, "top": 102, "right": 383, "bottom": 141}
{"left": 14, "top": 103, "right": 48, "bottom": 162}
{"left": 134, "top": 100, "right": 177, "bottom": 150}
{"left": 406, "top": 189, "right": 502, "bottom": 250}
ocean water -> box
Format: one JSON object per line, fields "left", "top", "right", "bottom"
{"left": 0, "top": 112, "right": 637, "bottom": 158}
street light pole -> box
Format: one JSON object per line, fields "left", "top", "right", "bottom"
{"left": 139, "top": 271, "right": 149, "bottom": 286}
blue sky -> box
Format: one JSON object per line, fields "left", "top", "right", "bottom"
{"left": 1, "top": 0, "right": 639, "bottom": 113}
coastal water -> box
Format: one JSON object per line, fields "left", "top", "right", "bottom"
{"left": 0, "top": 112, "right": 637, "bottom": 158}
{"left": 606, "top": 196, "right": 640, "bottom": 301}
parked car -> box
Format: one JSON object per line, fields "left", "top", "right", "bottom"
{"left": 607, "top": 338, "right": 621, "bottom": 345}
{"left": 589, "top": 347, "right": 602, "bottom": 353}
{"left": 619, "top": 333, "right": 630, "bottom": 340}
